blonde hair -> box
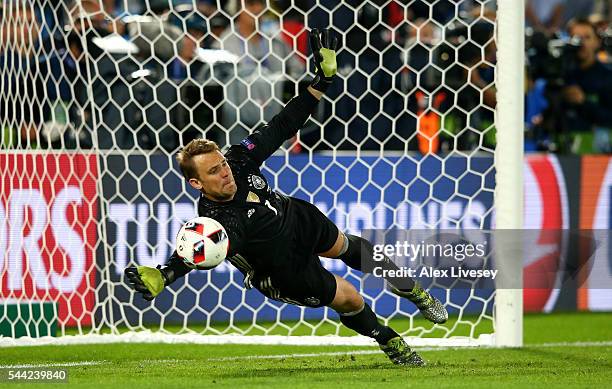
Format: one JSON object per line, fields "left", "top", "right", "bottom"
{"left": 176, "top": 139, "right": 220, "bottom": 180}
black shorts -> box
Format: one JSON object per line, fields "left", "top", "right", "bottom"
{"left": 288, "top": 197, "right": 339, "bottom": 254}
{"left": 254, "top": 255, "right": 338, "bottom": 308}
{"left": 253, "top": 197, "right": 339, "bottom": 307}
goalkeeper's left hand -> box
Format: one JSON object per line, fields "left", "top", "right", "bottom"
{"left": 125, "top": 266, "right": 166, "bottom": 301}
{"left": 309, "top": 28, "right": 338, "bottom": 93}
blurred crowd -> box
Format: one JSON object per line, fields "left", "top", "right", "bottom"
{"left": 0, "top": 0, "right": 610, "bottom": 154}
{"left": 525, "top": 0, "right": 612, "bottom": 154}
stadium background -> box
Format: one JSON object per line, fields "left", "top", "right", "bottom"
{"left": 2, "top": 153, "right": 612, "bottom": 330}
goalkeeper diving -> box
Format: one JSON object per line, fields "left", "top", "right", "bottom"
{"left": 125, "top": 28, "right": 447, "bottom": 367}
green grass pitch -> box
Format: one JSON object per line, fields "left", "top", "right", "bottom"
{"left": 1, "top": 312, "right": 610, "bottom": 388}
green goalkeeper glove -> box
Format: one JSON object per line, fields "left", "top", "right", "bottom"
{"left": 125, "top": 266, "right": 167, "bottom": 301}
{"left": 309, "top": 28, "right": 338, "bottom": 93}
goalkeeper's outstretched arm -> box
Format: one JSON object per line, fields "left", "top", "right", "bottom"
{"left": 240, "top": 28, "right": 338, "bottom": 166}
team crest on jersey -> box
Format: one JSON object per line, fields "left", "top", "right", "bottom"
{"left": 304, "top": 297, "right": 320, "bottom": 306}
{"left": 248, "top": 174, "right": 266, "bottom": 190}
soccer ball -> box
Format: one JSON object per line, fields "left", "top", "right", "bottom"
{"left": 176, "top": 217, "right": 229, "bottom": 270}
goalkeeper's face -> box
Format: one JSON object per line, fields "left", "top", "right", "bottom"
{"left": 189, "top": 151, "right": 237, "bottom": 201}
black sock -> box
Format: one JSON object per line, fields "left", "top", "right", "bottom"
{"left": 337, "top": 234, "right": 367, "bottom": 270}
{"left": 338, "top": 303, "right": 399, "bottom": 345}
{"left": 338, "top": 234, "right": 415, "bottom": 290}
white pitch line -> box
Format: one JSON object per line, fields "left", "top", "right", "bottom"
{"left": 0, "top": 361, "right": 106, "bottom": 369}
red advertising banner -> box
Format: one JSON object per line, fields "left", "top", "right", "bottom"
{"left": 0, "top": 153, "right": 98, "bottom": 326}
{"left": 523, "top": 155, "right": 568, "bottom": 313}
{"left": 579, "top": 156, "right": 612, "bottom": 311}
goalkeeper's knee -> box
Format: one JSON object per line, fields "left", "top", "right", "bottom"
{"left": 337, "top": 234, "right": 373, "bottom": 272}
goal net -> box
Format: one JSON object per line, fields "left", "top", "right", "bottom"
{"left": 0, "top": 0, "right": 523, "bottom": 347}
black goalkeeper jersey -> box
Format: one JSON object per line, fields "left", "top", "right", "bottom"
{"left": 167, "top": 89, "right": 334, "bottom": 284}
{"left": 197, "top": 144, "right": 297, "bottom": 277}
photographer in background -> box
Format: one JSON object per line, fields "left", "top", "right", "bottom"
{"left": 563, "top": 18, "right": 612, "bottom": 153}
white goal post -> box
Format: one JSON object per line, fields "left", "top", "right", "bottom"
{"left": 0, "top": 0, "right": 523, "bottom": 348}
{"left": 494, "top": 0, "right": 524, "bottom": 348}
